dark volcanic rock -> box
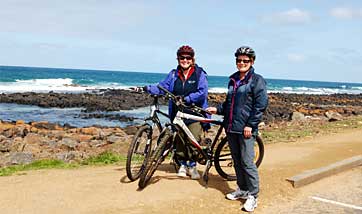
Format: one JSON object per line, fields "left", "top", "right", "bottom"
{"left": 1, "top": 90, "right": 362, "bottom": 123}
{"left": 208, "top": 92, "right": 362, "bottom": 122}
{"left": 0, "top": 90, "right": 166, "bottom": 112}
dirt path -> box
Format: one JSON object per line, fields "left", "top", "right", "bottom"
{"left": 0, "top": 129, "right": 361, "bottom": 214}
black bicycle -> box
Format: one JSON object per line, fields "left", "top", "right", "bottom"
{"left": 126, "top": 94, "right": 169, "bottom": 181}
{"left": 138, "top": 85, "right": 264, "bottom": 189}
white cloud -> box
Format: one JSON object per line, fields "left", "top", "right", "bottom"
{"left": 261, "top": 8, "right": 312, "bottom": 25}
{"left": 287, "top": 53, "right": 306, "bottom": 63}
{"left": 0, "top": 0, "right": 161, "bottom": 38}
{"left": 330, "top": 7, "right": 362, "bottom": 19}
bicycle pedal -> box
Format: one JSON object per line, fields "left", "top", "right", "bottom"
{"left": 200, "top": 137, "right": 212, "bottom": 146}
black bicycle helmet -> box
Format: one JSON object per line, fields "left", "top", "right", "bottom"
{"left": 234, "top": 46, "right": 256, "bottom": 61}
{"left": 177, "top": 45, "right": 195, "bottom": 57}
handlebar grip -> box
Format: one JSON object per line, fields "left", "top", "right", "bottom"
{"left": 156, "top": 85, "right": 210, "bottom": 114}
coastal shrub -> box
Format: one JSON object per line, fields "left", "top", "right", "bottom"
{"left": 81, "top": 152, "right": 125, "bottom": 165}
{"left": 0, "top": 152, "right": 126, "bottom": 176}
{"left": 0, "top": 159, "right": 77, "bottom": 176}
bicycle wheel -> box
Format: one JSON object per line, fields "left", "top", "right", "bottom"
{"left": 138, "top": 129, "right": 172, "bottom": 189}
{"left": 214, "top": 135, "right": 264, "bottom": 180}
{"left": 126, "top": 124, "right": 152, "bottom": 181}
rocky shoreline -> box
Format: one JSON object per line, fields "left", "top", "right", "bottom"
{"left": 1, "top": 89, "right": 361, "bottom": 122}
{"left": 0, "top": 120, "right": 133, "bottom": 167}
{"left": 1, "top": 89, "right": 362, "bottom": 167}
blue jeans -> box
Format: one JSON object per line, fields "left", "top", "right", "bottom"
{"left": 227, "top": 133, "right": 259, "bottom": 197}
{"left": 180, "top": 160, "right": 196, "bottom": 167}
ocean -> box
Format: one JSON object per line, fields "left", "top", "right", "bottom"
{"left": 1, "top": 65, "right": 361, "bottom": 94}
{"left": 0, "top": 65, "right": 361, "bottom": 127}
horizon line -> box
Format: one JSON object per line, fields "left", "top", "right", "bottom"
{"left": 0, "top": 64, "right": 361, "bottom": 85}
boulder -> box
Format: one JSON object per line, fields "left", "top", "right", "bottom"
{"left": 56, "top": 151, "right": 81, "bottom": 162}
{"left": 0, "top": 139, "right": 11, "bottom": 152}
{"left": 107, "top": 135, "right": 122, "bottom": 144}
{"left": 31, "top": 121, "right": 57, "bottom": 130}
{"left": 291, "top": 112, "right": 305, "bottom": 121}
{"left": 60, "top": 138, "right": 78, "bottom": 150}
{"left": 16, "top": 120, "right": 25, "bottom": 125}
{"left": 23, "top": 133, "right": 43, "bottom": 145}
{"left": 123, "top": 126, "right": 138, "bottom": 135}
{"left": 325, "top": 111, "right": 343, "bottom": 122}
{"left": 8, "top": 152, "right": 33, "bottom": 165}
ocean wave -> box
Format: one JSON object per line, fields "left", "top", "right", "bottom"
{"left": 0, "top": 78, "right": 89, "bottom": 93}
{"left": 208, "top": 87, "right": 228, "bottom": 93}
{"left": 0, "top": 78, "right": 134, "bottom": 93}
{"left": 1, "top": 78, "right": 361, "bottom": 95}
{"left": 15, "top": 78, "right": 74, "bottom": 85}
{"left": 268, "top": 87, "right": 362, "bottom": 95}
{"left": 351, "top": 86, "right": 362, "bottom": 90}
{"left": 209, "top": 86, "right": 362, "bottom": 94}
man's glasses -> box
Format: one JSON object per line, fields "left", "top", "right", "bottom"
{"left": 236, "top": 59, "right": 251, "bottom": 64}
{"left": 178, "top": 56, "right": 193, "bottom": 60}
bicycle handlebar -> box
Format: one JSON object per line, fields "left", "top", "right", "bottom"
{"left": 157, "top": 85, "right": 211, "bottom": 115}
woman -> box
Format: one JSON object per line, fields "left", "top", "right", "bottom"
{"left": 143, "top": 45, "right": 208, "bottom": 180}
{"left": 206, "top": 46, "right": 268, "bottom": 212}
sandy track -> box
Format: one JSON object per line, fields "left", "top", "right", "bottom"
{"left": 0, "top": 130, "right": 361, "bottom": 214}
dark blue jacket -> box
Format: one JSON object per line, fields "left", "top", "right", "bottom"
{"left": 217, "top": 67, "right": 268, "bottom": 134}
{"left": 146, "top": 64, "right": 208, "bottom": 123}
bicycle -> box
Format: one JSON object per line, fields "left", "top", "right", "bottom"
{"left": 138, "top": 85, "right": 264, "bottom": 189}
{"left": 126, "top": 93, "right": 169, "bottom": 181}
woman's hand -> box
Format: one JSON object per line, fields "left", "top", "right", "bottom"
{"left": 244, "top": 126, "right": 252, "bottom": 139}
{"left": 205, "top": 107, "right": 217, "bottom": 114}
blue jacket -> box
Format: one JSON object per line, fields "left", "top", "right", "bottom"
{"left": 146, "top": 64, "right": 209, "bottom": 123}
{"left": 217, "top": 67, "right": 268, "bottom": 134}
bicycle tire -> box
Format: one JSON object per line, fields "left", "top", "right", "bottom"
{"left": 138, "top": 129, "right": 172, "bottom": 189}
{"left": 126, "top": 124, "right": 152, "bottom": 181}
{"left": 214, "top": 135, "right": 264, "bottom": 181}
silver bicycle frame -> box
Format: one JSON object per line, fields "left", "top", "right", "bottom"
{"left": 173, "top": 111, "right": 220, "bottom": 150}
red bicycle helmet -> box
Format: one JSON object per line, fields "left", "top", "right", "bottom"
{"left": 177, "top": 45, "right": 195, "bottom": 57}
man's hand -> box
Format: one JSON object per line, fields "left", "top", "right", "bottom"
{"left": 175, "top": 95, "right": 184, "bottom": 105}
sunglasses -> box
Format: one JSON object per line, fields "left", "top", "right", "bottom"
{"left": 178, "top": 56, "right": 193, "bottom": 60}
{"left": 236, "top": 59, "right": 251, "bottom": 63}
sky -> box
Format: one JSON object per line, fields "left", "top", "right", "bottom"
{"left": 0, "top": 0, "right": 361, "bottom": 83}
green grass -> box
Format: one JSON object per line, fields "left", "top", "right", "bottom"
{"left": 261, "top": 115, "right": 362, "bottom": 144}
{"left": 81, "top": 151, "right": 126, "bottom": 165}
{"left": 0, "top": 152, "right": 126, "bottom": 176}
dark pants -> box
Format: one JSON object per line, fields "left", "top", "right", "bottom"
{"left": 175, "top": 122, "right": 202, "bottom": 166}
{"left": 227, "top": 132, "right": 259, "bottom": 197}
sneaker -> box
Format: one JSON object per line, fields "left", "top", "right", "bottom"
{"left": 243, "top": 195, "right": 258, "bottom": 212}
{"left": 177, "top": 165, "right": 188, "bottom": 177}
{"left": 225, "top": 187, "right": 249, "bottom": 200}
{"left": 188, "top": 166, "right": 200, "bottom": 180}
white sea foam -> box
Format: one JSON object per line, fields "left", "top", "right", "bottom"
{"left": 268, "top": 87, "right": 361, "bottom": 95}
{"left": 1, "top": 78, "right": 361, "bottom": 95}
{"left": 15, "top": 78, "right": 74, "bottom": 85}
{"left": 0, "top": 78, "right": 89, "bottom": 93}
{"left": 0, "top": 78, "right": 132, "bottom": 93}
{"left": 210, "top": 86, "right": 362, "bottom": 95}
{"left": 208, "top": 87, "right": 228, "bottom": 93}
